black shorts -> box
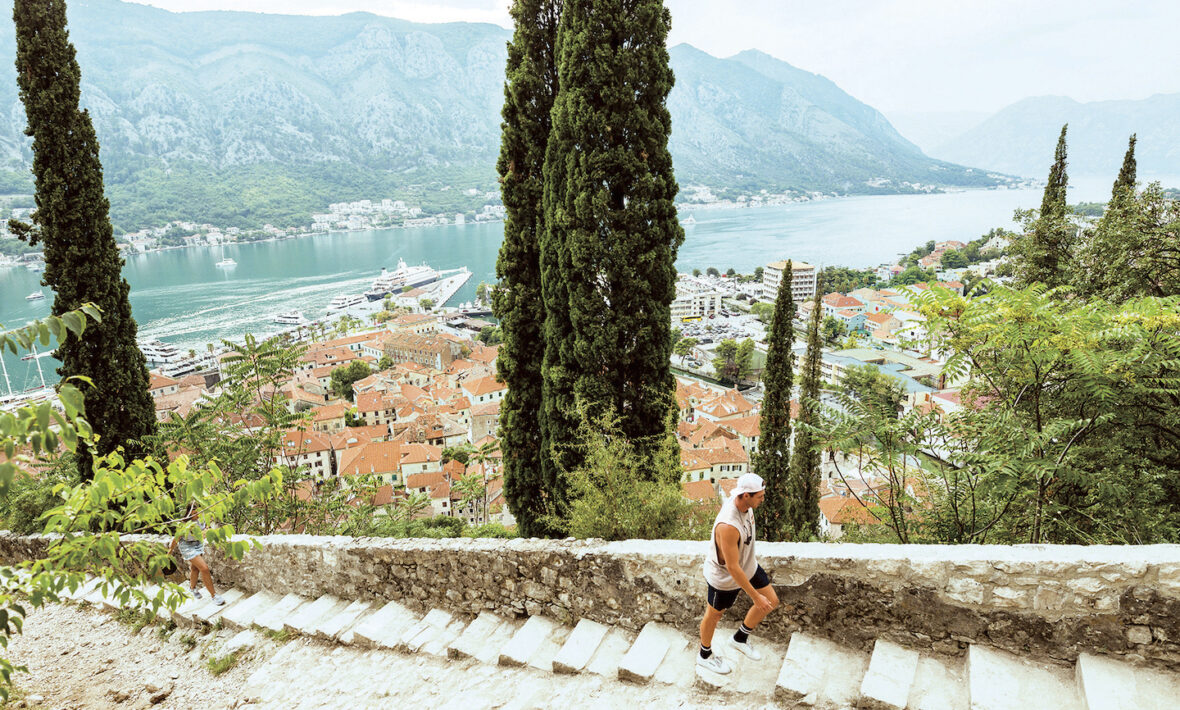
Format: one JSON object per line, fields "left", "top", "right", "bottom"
{"left": 706, "top": 565, "right": 771, "bottom": 611}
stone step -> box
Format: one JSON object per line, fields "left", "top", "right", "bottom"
{"left": 699, "top": 629, "right": 790, "bottom": 697}
{"left": 618, "top": 622, "right": 678, "bottom": 684}
{"left": 65, "top": 576, "right": 102, "bottom": 601}
{"left": 420, "top": 615, "right": 469, "bottom": 657}
{"left": 397, "top": 608, "right": 453, "bottom": 653}
{"left": 283, "top": 595, "right": 348, "bottom": 636}
{"left": 448, "top": 611, "right": 512, "bottom": 661}
{"left": 909, "top": 653, "right": 968, "bottom": 710}
{"left": 774, "top": 632, "right": 870, "bottom": 708}
{"left": 860, "top": 639, "right": 921, "bottom": 710}
{"left": 967, "top": 645, "right": 1081, "bottom": 710}
{"left": 193, "top": 588, "right": 246, "bottom": 626}
{"left": 315, "top": 599, "right": 372, "bottom": 642}
{"left": 498, "top": 615, "right": 559, "bottom": 668}
{"left": 651, "top": 625, "right": 696, "bottom": 687}
{"left": 525, "top": 620, "right": 571, "bottom": 673}
{"left": 553, "top": 619, "right": 610, "bottom": 674}
{"left": 170, "top": 591, "right": 214, "bottom": 627}
{"left": 253, "top": 593, "right": 309, "bottom": 633}
{"left": 585, "top": 627, "right": 637, "bottom": 677}
{"left": 1075, "top": 652, "right": 1180, "bottom": 710}
{"left": 350, "top": 600, "right": 420, "bottom": 650}
{"left": 221, "top": 590, "right": 283, "bottom": 630}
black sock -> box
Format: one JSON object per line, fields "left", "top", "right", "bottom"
{"left": 734, "top": 624, "right": 753, "bottom": 644}
{"left": 699, "top": 644, "right": 712, "bottom": 659}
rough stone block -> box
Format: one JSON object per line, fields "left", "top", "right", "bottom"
{"left": 350, "top": 600, "right": 419, "bottom": 649}
{"left": 553, "top": 619, "right": 610, "bottom": 674}
{"left": 775, "top": 632, "right": 869, "bottom": 707}
{"left": 223, "top": 628, "right": 261, "bottom": 655}
{"left": 859, "top": 639, "right": 920, "bottom": 710}
{"left": 194, "top": 588, "right": 246, "bottom": 625}
{"left": 618, "top": 622, "right": 674, "bottom": 684}
{"left": 908, "top": 654, "right": 968, "bottom": 710}
{"left": 314, "top": 599, "right": 371, "bottom": 641}
{"left": 585, "top": 627, "right": 637, "bottom": 677}
{"left": 967, "top": 645, "right": 1080, "bottom": 710}
{"left": 221, "top": 590, "right": 282, "bottom": 630}
{"left": 1076, "top": 652, "right": 1180, "bottom": 710}
{"left": 448, "top": 612, "right": 508, "bottom": 661}
{"left": 499, "top": 615, "right": 558, "bottom": 668}
{"left": 283, "top": 595, "right": 346, "bottom": 636}
{"left": 397, "top": 608, "right": 452, "bottom": 653}
{"left": 253, "top": 593, "right": 308, "bottom": 633}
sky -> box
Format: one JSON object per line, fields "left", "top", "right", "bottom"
{"left": 123, "top": 0, "right": 1180, "bottom": 115}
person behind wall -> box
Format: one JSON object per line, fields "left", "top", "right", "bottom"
{"left": 169, "top": 503, "right": 226, "bottom": 606}
{"left": 697, "top": 473, "right": 780, "bottom": 675}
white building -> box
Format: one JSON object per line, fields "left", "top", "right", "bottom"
{"left": 671, "top": 274, "right": 724, "bottom": 321}
{"left": 762, "top": 260, "right": 818, "bottom": 302}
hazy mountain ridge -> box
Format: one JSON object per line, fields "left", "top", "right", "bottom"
{"left": 931, "top": 94, "right": 1180, "bottom": 178}
{"left": 0, "top": 0, "right": 998, "bottom": 229}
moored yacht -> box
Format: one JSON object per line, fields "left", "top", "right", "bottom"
{"left": 139, "top": 339, "right": 184, "bottom": 365}
{"left": 327, "top": 294, "right": 366, "bottom": 311}
{"left": 215, "top": 257, "right": 237, "bottom": 268}
{"left": 26, "top": 290, "right": 44, "bottom": 301}
{"left": 273, "top": 310, "right": 307, "bottom": 325}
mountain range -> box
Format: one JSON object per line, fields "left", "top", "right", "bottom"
{"left": 912, "top": 94, "right": 1180, "bottom": 179}
{"left": 0, "top": 0, "right": 1000, "bottom": 230}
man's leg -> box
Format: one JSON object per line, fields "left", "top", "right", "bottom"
{"left": 699, "top": 603, "right": 724, "bottom": 650}
{"left": 741, "top": 583, "right": 779, "bottom": 631}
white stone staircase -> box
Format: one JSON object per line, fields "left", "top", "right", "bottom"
{"left": 63, "top": 578, "right": 1180, "bottom": 709}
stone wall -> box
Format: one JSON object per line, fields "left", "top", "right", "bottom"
{"left": 4, "top": 533, "right": 1180, "bottom": 670}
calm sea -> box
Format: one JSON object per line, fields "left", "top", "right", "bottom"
{"left": 0, "top": 176, "right": 1148, "bottom": 392}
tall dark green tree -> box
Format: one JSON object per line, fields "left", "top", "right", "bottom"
{"left": 1076, "top": 134, "right": 1139, "bottom": 300}
{"left": 540, "top": 0, "right": 684, "bottom": 525}
{"left": 12, "top": 0, "right": 156, "bottom": 478}
{"left": 755, "top": 261, "right": 795, "bottom": 541}
{"left": 785, "top": 283, "right": 824, "bottom": 539}
{"left": 495, "top": 0, "right": 563, "bottom": 537}
{"left": 1013, "top": 124, "right": 1075, "bottom": 289}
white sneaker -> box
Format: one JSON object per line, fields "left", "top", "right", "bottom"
{"left": 696, "top": 652, "right": 732, "bottom": 675}
{"left": 189, "top": 586, "right": 203, "bottom": 599}
{"left": 212, "top": 594, "right": 226, "bottom": 606}
{"left": 729, "top": 638, "right": 763, "bottom": 661}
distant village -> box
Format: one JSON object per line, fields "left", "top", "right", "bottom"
{"left": 142, "top": 236, "right": 1010, "bottom": 540}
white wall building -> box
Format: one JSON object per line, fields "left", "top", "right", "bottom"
{"left": 762, "top": 260, "right": 818, "bottom": 302}
{"left": 671, "top": 274, "right": 724, "bottom": 320}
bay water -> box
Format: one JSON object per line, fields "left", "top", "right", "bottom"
{"left": 0, "top": 177, "right": 1132, "bottom": 392}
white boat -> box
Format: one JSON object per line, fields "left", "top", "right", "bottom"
{"left": 273, "top": 310, "right": 307, "bottom": 325}
{"left": 364, "top": 259, "right": 441, "bottom": 301}
{"left": 681, "top": 214, "right": 696, "bottom": 225}
{"left": 215, "top": 258, "right": 237, "bottom": 268}
{"left": 25, "top": 262, "right": 42, "bottom": 272}
{"left": 139, "top": 339, "right": 184, "bottom": 365}
{"left": 327, "top": 294, "right": 366, "bottom": 311}
{"left": 25, "top": 290, "right": 45, "bottom": 301}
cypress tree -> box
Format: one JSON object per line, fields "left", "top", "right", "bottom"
{"left": 12, "top": 0, "right": 156, "bottom": 478}
{"left": 785, "top": 282, "right": 823, "bottom": 539}
{"left": 1077, "top": 134, "right": 1138, "bottom": 299}
{"left": 1014, "top": 124, "right": 1075, "bottom": 289}
{"left": 495, "top": 0, "right": 563, "bottom": 537}
{"left": 754, "top": 261, "right": 795, "bottom": 541}
{"left": 541, "top": 0, "right": 684, "bottom": 519}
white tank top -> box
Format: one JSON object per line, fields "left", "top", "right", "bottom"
{"left": 703, "top": 497, "right": 758, "bottom": 591}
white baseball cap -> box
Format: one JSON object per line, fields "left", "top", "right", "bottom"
{"left": 732, "top": 473, "right": 765, "bottom": 496}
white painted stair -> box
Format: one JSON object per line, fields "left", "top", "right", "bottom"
{"left": 55, "top": 573, "right": 1180, "bottom": 710}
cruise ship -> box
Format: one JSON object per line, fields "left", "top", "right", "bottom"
{"left": 273, "top": 310, "right": 307, "bottom": 325}
{"left": 327, "top": 294, "right": 366, "bottom": 311}
{"left": 364, "top": 259, "right": 441, "bottom": 301}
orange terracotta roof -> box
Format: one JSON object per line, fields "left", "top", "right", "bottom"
{"left": 819, "top": 496, "right": 880, "bottom": 526}
{"left": 681, "top": 480, "right": 717, "bottom": 502}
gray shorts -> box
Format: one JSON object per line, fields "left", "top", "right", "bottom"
{"left": 178, "top": 539, "right": 204, "bottom": 561}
